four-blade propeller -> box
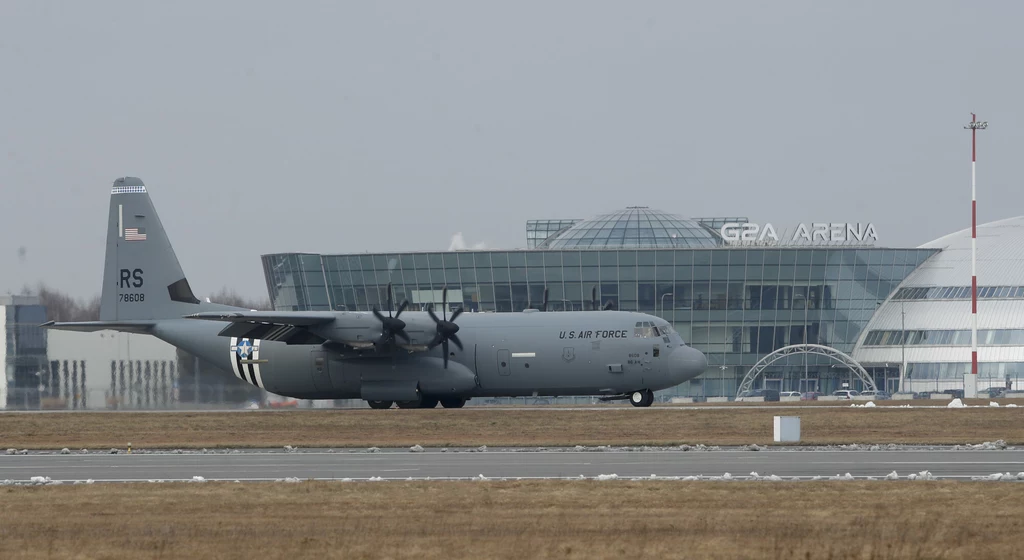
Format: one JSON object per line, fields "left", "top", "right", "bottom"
{"left": 527, "top": 287, "right": 549, "bottom": 311}
{"left": 426, "top": 286, "right": 463, "bottom": 369}
{"left": 372, "top": 282, "right": 410, "bottom": 347}
{"left": 590, "top": 285, "right": 616, "bottom": 310}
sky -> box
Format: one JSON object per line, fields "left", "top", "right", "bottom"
{"left": 2, "top": 1, "right": 1023, "bottom": 300}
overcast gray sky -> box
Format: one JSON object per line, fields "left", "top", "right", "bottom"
{"left": 2, "top": 1, "right": 1022, "bottom": 300}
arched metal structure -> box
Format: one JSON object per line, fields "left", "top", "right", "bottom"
{"left": 736, "top": 344, "right": 877, "bottom": 398}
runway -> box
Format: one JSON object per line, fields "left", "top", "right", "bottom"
{"left": 3, "top": 448, "right": 1024, "bottom": 482}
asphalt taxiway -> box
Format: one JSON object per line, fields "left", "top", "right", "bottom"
{"left": 3, "top": 448, "right": 1024, "bottom": 482}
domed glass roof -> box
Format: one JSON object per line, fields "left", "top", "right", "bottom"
{"left": 539, "top": 207, "right": 721, "bottom": 249}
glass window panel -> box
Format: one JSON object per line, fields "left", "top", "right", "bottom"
{"left": 491, "top": 253, "right": 508, "bottom": 267}
{"left": 508, "top": 252, "right": 526, "bottom": 267}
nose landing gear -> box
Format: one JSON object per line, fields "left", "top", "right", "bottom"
{"left": 629, "top": 389, "right": 654, "bottom": 408}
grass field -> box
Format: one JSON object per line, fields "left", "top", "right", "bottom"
{"left": 2, "top": 405, "right": 1022, "bottom": 449}
{"left": 1, "top": 480, "right": 1021, "bottom": 559}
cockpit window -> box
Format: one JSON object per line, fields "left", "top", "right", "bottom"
{"left": 633, "top": 322, "right": 677, "bottom": 339}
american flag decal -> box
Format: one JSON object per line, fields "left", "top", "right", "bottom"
{"left": 125, "top": 227, "right": 147, "bottom": 241}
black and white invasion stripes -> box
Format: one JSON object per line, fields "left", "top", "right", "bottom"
{"left": 229, "top": 336, "right": 264, "bottom": 388}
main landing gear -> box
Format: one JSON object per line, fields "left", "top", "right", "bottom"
{"left": 370, "top": 396, "right": 466, "bottom": 409}
{"left": 629, "top": 389, "right": 654, "bottom": 408}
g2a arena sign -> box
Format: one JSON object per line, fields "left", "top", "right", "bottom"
{"left": 719, "top": 222, "right": 878, "bottom": 245}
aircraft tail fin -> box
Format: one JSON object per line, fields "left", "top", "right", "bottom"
{"left": 98, "top": 177, "right": 235, "bottom": 321}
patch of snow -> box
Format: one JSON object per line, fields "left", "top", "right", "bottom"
{"left": 409, "top": 445, "right": 424, "bottom": 452}
{"left": 744, "top": 444, "right": 764, "bottom": 451}
{"left": 475, "top": 474, "right": 488, "bottom": 481}
{"left": 1007, "top": 404, "right": 1019, "bottom": 408}
{"left": 886, "top": 471, "right": 900, "bottom": 480}
{"left": 595, "top": 474, "right": 619, "bottom": 481}
{"left": 5, "top": 449, "right": 15, "bottom": 455}
{"left": 947, "top": 398, "right": 965, "bottom": 408}
{"left": 907, "top": 471, "right": 936, "bottom": 481}
{"left": 109, "top": 448, "right": 119, "bottom": 454}
{"left": 60, "top": 448, "right": 70, "bottom": 455}
{"left": 284, "top": 477, "right": 301, "bottom": 483}
{"left": 191, "top": 476, "right": 206, "bottom": 483}
{"left": 366, "top": 447, "right": 380, "bottom": 453}
{"left": 29, "top": 476, "right": 52, "bottom": 485}
{"left": 990, "top": 401, "right": 1001, "bottom": 407}
{"left": 284, "top": 445, "right": 297, "bottom": 453}
{"left": 367, "top": 476, "right": 384, "bottom": 481}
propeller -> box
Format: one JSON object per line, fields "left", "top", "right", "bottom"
{"left": 590, "top": 285, "right": 615, "bottom": 310}
{"left": 427, "top": 286, "right": 463, "bottom": 369}
{"left": 372, "top": 282, "right": 410, "bottom": 347}
{"left": 527, "top": 287, "right": 549, "bottom": 311}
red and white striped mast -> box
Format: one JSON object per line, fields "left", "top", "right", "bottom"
{"left": 966, "top": 113, "right": 988, "bottom": 386}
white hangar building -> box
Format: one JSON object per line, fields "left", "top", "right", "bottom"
{"left": 853, "top": 216, "right": 1024, "bottom": 394}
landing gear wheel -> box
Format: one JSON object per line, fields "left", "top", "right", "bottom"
{"left": 396, "top": 397, "right": 422, "bottom": 409}
{"left": 367, "top": 400, "right": 393, "bottom": 409}
{"left": 439, "top": 397, "right": 467, "bottom": 409}
{"left": 630, "top": 389, "right": 654, "bottom": 408}
{"left": 419, "top": 397, "right": 439, "bottom": 409}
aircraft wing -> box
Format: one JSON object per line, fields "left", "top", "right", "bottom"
{"left": 183, "top": 311, "right": 337, "bottom": 344}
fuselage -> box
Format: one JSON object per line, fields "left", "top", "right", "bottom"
{"left": 151, "top": 310, "right": 707, "bottom": 401}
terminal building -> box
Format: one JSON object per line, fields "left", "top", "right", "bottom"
{"left": 261, "top": 206, "right": 1010, "bottom": 398}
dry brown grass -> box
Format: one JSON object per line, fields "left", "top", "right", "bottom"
{"left": 2, "top": 406, "right": 1023, "bottom": 449}
{"left": 0, "top": 480, "right": 1021, "bottom": 559}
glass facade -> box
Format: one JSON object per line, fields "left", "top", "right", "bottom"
{"left": 527, "top": 219, "right": 579, "bottom": 248}
{"left": 538, "top": 207, "right": 723, "bottom": 249}
{"left": 892, "top": 285, "right": 1024, "bottom": 300}
{"left": 864, "top": 329, "right": 1024, "bottom": 347}
{"left": 262, "top": 246, "right": 938, "bottom": 396}
{"left": 3, "top": 300, "right": 49, "bottom": 409}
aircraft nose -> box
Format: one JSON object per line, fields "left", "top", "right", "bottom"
{"left": 670, "top": 346, "right": 708, "bottom": 384}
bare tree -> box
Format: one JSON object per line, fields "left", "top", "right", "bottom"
{"left": 21, "top": 283, "right": 100, "bottom": 322}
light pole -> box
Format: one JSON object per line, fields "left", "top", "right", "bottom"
{"left": 899, "top": 300, "right": 907, "bottom": 393}
{"left": 660, "top": 293, "right": 674, "bottom": 317}
{"left": 964, "top": 114, "right": 988, "bottom": 398}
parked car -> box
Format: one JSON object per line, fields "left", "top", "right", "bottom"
{"left": 859, "top": 390, "right": 891, "bottom": 400}
{"left": 779, "top": 391, "right": 802, "bottom": 398}
{"left": 737, "top": 389, "right": 780, "bottom": 402}
{"left": 986, "top": 387, "right": 1007, "bottom": 399}
{"left": 832, "top": 390, "right": 860, "bottom": 400}
{"left": 943, "top": 389, "right": 965, "bottom": 399}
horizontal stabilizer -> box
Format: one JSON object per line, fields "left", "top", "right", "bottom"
{"left": 183, "top": 311, "right": 337, "bottom": 327}
{"left": 41, "top": 320, "right": 156, "bottom": 334}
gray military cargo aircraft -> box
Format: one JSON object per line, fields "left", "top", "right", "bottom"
{"left": 43, "top": 177, "right": 707, "bottom": 408}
